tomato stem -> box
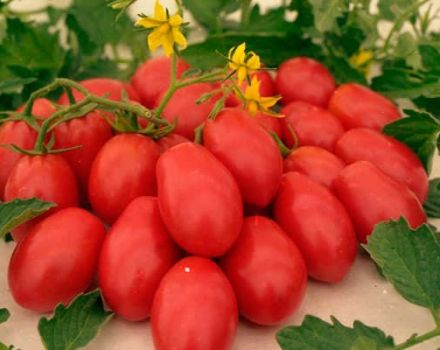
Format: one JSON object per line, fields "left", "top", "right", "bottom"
{"left": 393, "top": 326, "right": 440, "bottom": 349}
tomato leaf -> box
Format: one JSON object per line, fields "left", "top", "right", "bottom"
{"left": 276, "top": 315, "right": 394, "bottom": 350}
{"left": 308, "top": 0, "right": 349, "bottom": 33}
{"left": 0, "top": 309, "right": 9, "bottom": 324}
{"left": 0, "top": 198, "right": 56, "bottom": 239}
{"left": 424, "top": 178, "right": 440, "bottom": 219}
{"left": 38, "top": 290, "right": 113, "bottom": 350}
{"left": 364, "top": 218, "right": 440, "bottom": 313}
{"left": 382, "top": 109, "right": 440, "bottom": 173}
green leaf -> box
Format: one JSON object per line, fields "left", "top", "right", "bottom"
{"left": 290, "top": 0, "right": 315, "bottom": 28}
{"left": 364, "top": 218, "right": 440, "bottom": 312}
{"left": 378, "top": 0, "right": 417, "bottom": 21}
{"left": 0, "top": 77, "right": 37, "bottom": 95}
{"left": 277, "top": 315, "right": 394, "bottom": 350}
{"left": 382, "top": 109, "right": 440, "bottom": 173}
{"left": 39, "top": 290, "right": 113, "bottom": 350}
{"left": 322, "top": 53, "right": 367, "bottom": 85}
{"left": 308, "top": 0, "right": 349, "bottom": 33}
{"left": 351, "top": 336, "right": 384, "bottom": 350}
{"left": 0, "top": 309, "right": 10, "bottom": 324}
{"left": 424, "top": 178, "right": 440, "bottom": 218}
{"left": 0, "top": 198, "right": 56, "bottom": 239}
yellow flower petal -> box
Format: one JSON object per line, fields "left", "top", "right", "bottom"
{"left": 247, "top": 52, "right": 261, "bottom": 71}
{"left": 172, "top": 27, "right": 187, "bottom": 49}
{"left": 244, "top": 76, "right": 261, "bottom": 101}
{"left": 161, "top": 32, "right": 175, "bottom": 56}
{"left": 231, "top": 43, "right": 246, "bottom": 65}
{"left": 169, "top": 14, "right": 183, "bottom": 27}
{"left": 148, "top": 28, "right": 163, "bottom": 52}
{"left": 247, "top": 100, "right": 259, "bottom": 116}
{"left": 154, "top": 0, "right": 167, "bottom": 21}
{"left": 260, "top": 95, "right": 281, "bottom": 109}
{"left": 136, "top": 17, "right": 161, "bottom": 28}
{"left": 237, "top": 67, "right": 247, "bottom": 85}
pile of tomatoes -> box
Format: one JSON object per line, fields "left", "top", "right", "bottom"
{"left": 0, "top": 56, "right": 428, "bottom": 349}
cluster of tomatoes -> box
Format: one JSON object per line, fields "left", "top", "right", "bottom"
{"left": 0, "top": 55, "right": 428, "bottom": 349}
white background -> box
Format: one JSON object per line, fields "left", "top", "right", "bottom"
{"left": 1, "top": 0, "right": 440, "bottom": 349}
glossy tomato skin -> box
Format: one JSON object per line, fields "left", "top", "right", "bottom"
{"left": 58, "top": 78, "right": 140, "bottom": 104}
{"left": 283, "top": 146, "right": 345, "bottom": 188}
{"left": 0, "top": 98, "right": 55, "bottom": 199}
{"left": 274, "top": 172, "right": 357, "bottom": 282}
{"left": 131, "top": 57, "right": 190, "bottom": 108}
{"left": 333, "top": 161, "right": 427, "bottom": 243}
{"left": 335, "top": 128, "right": 428, "bottom": 202}
{"left": 203, "top": 108, "right": 283, "bottom": 207}
{"left": 156, "top": 133, "right": 190, "bottom": 153}
{"left": 328, "top": 83, "right": 401, "bottom": 130}
{"left": 253, "top": 111, "right": 282, "bottom": 138}
{"left": 161, "top": 83, "right": 216, "bottom": 140}
{"left": 8, "top": 208, "right": 106, "bottom": 313}
{"left": 220, "top": 216, "right": 307, "bottom": 325}
{"left": 99, "top": 197, "right": 180, "bottom": 321}
{"left": 151, "top": 256, "right": 238, "bottom": 350}
{"left": 54, "top": 111, "right": 113, "bottom": 194}
{"left": 89, "top": 134, "right": 160, "bottom": 224}
{"left": 275, "top": 57, "right": 336, "bottom": 107}
{"left": 4, "top": 154, "right": 79, "bottom": 242}
{"left": 281, "top": 101, "right": 344, "bottom": 151}
{"left": 157, "top": 143, "right": 243, "bottom": 257}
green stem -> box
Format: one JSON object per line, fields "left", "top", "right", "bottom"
{"left": 240, "top": 0, "right": 252, "bottom": 28}
{"left": 155, "top": 54, "right": 178, "bottom": 118}
{"left": 393, "top": 327, "right": 440, "bottom": 350}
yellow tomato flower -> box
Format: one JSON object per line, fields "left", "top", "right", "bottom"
{"left": 349, "top": 49, "right": 374, "bottom": 75}
{"left": 136, "top": 0, "right": 187, "bottom": 57}
{"left": 243, "top": 77, "right": 281, "bottom": 117}
{"left": 228, "top": 43, "right": 261, "bottom": 85}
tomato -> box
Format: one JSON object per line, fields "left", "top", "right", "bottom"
{"left": 253, "top": 111, "right": 282, "bottom": 138}
{"left": 203, "top": 108, "right": 283, "bottom": 207}
{"left": 89, "top": 134, "right": 160, "bottom": 224}
{"left": 8, "top": 208, "right": 106, "bottom": 313}
{"left": 157, "top": 143, "right": 243, "bottom": 257}
{"left": 274, "top": 172, "right": 357, "bottom": 282}
{"left": 58, "top": 78, "right": 140, "bottom": 104}
{"left": 151, "top": 256, "right": 238, "bottom": 350}
{"left": 283, "top": 146, "right": 345, "bottom": 188}
{"left": 4, "top": 154, "right": 79, "bottom": 242}
{"left": 220, "top": 216, "right": 307, "bottom": 325}
{"left": 0, "top": 98, "right": 55, "bottom": 199}
{"left": 280, "top": 101, "right": 344, "bottom": 151}
{"left": 280, "top": 100, "right": 316, "bottom": 116}
{"left": 335, "top": 128, "right": 428, "bottom": 202}
{"left": 161, "top": 83, "right": 216, "bottom": 140}
{"left": 328, "top": 83, "right": 401, "bottom": 130}
{"left": 275, "top": 57, "right": 336, "bottom": 107}
{"left": 333, "top": 161, "right": 426, "bottom": 243}
{"left": 131, "top": 57, "right": 190, "bottom": 108}
{"left": 99, "top": 197, "right": 180, "bottom": 321}
{"left": 54, "top": 111, "right": 113, "bottom": 195}
{"left": 156, "top": 133, "right": 190, "bottom": 153}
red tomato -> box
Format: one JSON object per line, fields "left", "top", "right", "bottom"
{"left": 58, "top": 78, "right": 140, "bottom": 104}
{"left": 274, "top": 172, "right": 357, "bottom": 282}
{"left": 220, "top": 216, "right": 307, "bottom": 325}
{"left": 8, "top": 208, "right": 106, "bottom": 313}
{"left": 333, "top": 161, "right": 426, "bottom": 243}
{"left": 253, "top": 111, "right": 282, "bottom": 138}
{"left": 283, "top": 146, "right": 345, "bottom": 188}
{"left": 280, "top": 100, "right": 316, "bottom": 116}
{"left": 280, "top": 102, "right": 344, "bottom": 151}
{"left": 161, "top": 83, "right": 216, "bottom": 140}
{"left": 54, "top": 111, "right": 113, "bottom": 194}
{"left": 157, "top": 143, "right": 243, "bottom": 257}
{"left": 151, "top": 256, "right": 238, "bottom": 350}
{"left": 156, "top": 133, "right": 190, "bottom": 153}
{"left": 203, "top": 108, "right": 283, "bottom": 207}
{"left": 99, "top": 197, "right": 180, "bottom": 321}
{"left": 0, "top": 98, "right": 55, "bottom": 198}
{"left": 275, "top": 57, "right": 336, "bottom": 107}
{"left": 328, "top": 83, "right": 401, "bottom": 130}
{"left": 89, "top": 134, "right": 160, "bottom": 224}
{"left": 4, "top": 154, "right": 79, "bottom": 242}
{"left": 131, "top": 57, "right": 190, "bottom": 108}
{"left": 335, "top": 128, "right": 428, "bottom": 202}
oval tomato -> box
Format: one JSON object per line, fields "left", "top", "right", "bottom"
{"left": 156, "top": 133, "right": 190, "bottom": 153}
{"left": 157, "top": 143, "right": 243, "bottom": 257}
{"left": 4, "top": 154, "right": 79, "bottom": 242}
{"left": 161, "top": 83, "right": 216, "bottom": 140}
{"left": 274, "top": 172, "right": 357, "bottom": 283}
{"left": 54, "top": 111, "right": 113, "bottom": 194}
{"left": 131, "top": 57, "right": 190, "bottom": 108}
{"left": 283, "top": 146, "right": 345, "bottom": 188}
{"left": 99, "top": 197, "right": 180, "bottom": 321}
{"left": 89, "top": 134, "right": 160, "bottom": 224}
{"left": 220, "top": 216, "right": 307, "bottom": 325}
{"left": 275, "top": 57, "right": 336, "bottom": 107}
{"left": 203, "top": 108, "right": 283, "bottom": 208}
{"left": 335, "top": 128, "right": 428, "bottom": 202}
{"left": 333, "top": 161, "right": 426, "bottom": 243}
{"left": 253, "top": 111, "right": 282, "bottom": 138}
{"left": 328, "top": 83, "right": 401, "bottom": 130}
{"left": 280, "top": 101, "right": 344, "bottom": 151}
{"left": 151, "top": 256, "right": 238, "bottom": 350}
{"left": 8, "top": 208, "right": 106, "bottom": 313}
